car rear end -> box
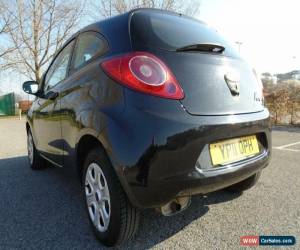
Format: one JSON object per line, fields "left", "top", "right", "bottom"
{"left": 101, "top": 9, "right": 271, "bottom": 209}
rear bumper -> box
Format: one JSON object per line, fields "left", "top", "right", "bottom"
{"left": 125, "top": 149, "right": 270, "bottom": 208}
{"left": 175, "top": 149, "right": 269, "bottom": 197}
{"left": 107, "top": 93, "right": 271, "bottom": 208}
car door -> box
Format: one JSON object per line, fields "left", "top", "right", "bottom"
{"left": 32, "top": 40, "right": 75, "bottom": 166}
{"left": 58, "top": 31, "right": 109, "bottom": 165}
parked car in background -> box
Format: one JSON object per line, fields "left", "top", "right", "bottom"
{"left": 22, "top": 8, "right": 271, "bottom": 246}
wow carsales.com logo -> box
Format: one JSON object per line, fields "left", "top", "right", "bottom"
{"left": 240, "top": 236, "right": 296, "bottom": 246}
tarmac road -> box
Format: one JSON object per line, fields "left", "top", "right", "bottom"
{"left": 0, "top": 118, "right": 299, "bottom": 249}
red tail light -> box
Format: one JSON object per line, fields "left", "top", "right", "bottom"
{"left": 101, "top": 52, "right": 184, "bottom": 99}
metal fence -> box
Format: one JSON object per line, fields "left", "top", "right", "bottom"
{"left": 0, "top": 93, "right": 15, "bottom": 116}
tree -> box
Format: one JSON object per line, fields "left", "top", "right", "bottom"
{"left": 89, "top": 0, "right": 201, "bottom": 19}
{"left": 265, "top": 80, "right": 300, "bottom": 125}
{"left": 0, "top": 1, "right": 14, "bottom": 58}
{"left": 286, "top": 81, "right": 300, "bottom": 124}
{"left": 262, "top": 72, "right": 271, "bottom": 77}
{"left": 0, "top": 4, "right": 7, "bottom": 34}
{"left": 0, "top": 0, "right": 83, "bottom": 82}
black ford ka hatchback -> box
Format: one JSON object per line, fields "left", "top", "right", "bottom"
{"left": 23, "top": 8, "right": 271, "bottom": 246}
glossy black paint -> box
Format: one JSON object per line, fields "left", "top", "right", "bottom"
{"left": 129, "top": 10, "right": 265, "bottom": 115}
{"left": 26, "top": 8, "right": 271, "bottom": 209}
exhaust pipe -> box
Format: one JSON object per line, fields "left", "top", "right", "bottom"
{"left": 158, "top": 196, "right": 191, "bottom": 216}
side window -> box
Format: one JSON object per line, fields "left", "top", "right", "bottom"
{"left": 73, "top": 32, "right": 107, "bottom": 70}
{"left": 44, "top": 40, "right": 74, "bottom": 91}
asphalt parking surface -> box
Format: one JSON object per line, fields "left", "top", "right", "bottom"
{"left": 0, "top": 118, "right": 299, "bottom": 249}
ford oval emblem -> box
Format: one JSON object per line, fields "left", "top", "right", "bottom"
{"left": 224, "top": 71, "right": 240, "bottom": 96}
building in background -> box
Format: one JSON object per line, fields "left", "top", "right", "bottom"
{"left": 0, "top": 92, "right": 32, "bottom": 116}
{"left": 18, "top": 100, "right": 33, "bottom": 113}
{"left": 261, "top": 72, "right": 278, "bottom": 85}
{"left": 0, "top": 93, "right": 15, "bottom": 116}
{"left": 276, "top": 70, "right": 300, "bottom": 82}
{"left": 292, "top": 70, "right": 300, "bottom": 80}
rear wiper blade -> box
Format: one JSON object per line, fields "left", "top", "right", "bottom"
{"left": 176, "top": 43, "right": 225, "bottom": 53}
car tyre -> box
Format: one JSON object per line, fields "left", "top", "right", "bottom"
{"left": 82, "top": 147, "right": 140, "bottom": 247}
{"left": 225, "top": 171, "right": 261, "bottom": 193}
{"left": 27, "top": 130, "right": 45, "bottom": 170}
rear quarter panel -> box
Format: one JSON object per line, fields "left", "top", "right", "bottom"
{"left": 59, "top": 58, "right": 126, "bottom": 163}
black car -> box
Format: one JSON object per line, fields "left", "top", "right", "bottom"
{"left": 22, "top": 8, "right": 271, "bottom": 246}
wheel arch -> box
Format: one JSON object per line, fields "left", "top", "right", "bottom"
{"left": 76, "top": 134, "right": 106, "bottom": 180}
{"left": 75, "top": 132, "right": 139, "bottom": 207}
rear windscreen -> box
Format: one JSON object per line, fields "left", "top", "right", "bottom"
{"left": 130, "top": 11, "right": 240, "bottom": 58}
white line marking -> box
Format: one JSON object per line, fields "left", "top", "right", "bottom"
{"left": 273, "top": 147, "right": 300, "bottom": 152}
{"left": 0, "top": 154, "right": 27, "bottom": 160}
{"left": 276, "top": 141, "right": 300, "bottom": 149}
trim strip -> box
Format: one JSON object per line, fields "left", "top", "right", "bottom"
{"left": 40, "top": 153, "right": 63, "bottom": 168}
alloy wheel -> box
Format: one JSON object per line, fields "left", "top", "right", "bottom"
{"left": 85, "top": 163, "right": 111, "bottom": 232}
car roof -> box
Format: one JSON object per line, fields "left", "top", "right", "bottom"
{"left": 60, "top": 8, "right": 208, "bottom": 57}
{"left": 70, "top": 8, "right": 205, "bottom": 39}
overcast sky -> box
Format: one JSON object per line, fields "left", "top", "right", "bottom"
{"left": 198, "top": 0, "right": 300, "bottom": 74}
{"left": 1, "top": 0, "right": 299, "bottom": 94}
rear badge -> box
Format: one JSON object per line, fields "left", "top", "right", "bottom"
{"left": 224, "top": 71, "right": 240, "bottom": 96}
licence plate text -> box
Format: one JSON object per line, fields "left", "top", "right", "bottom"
{"left": 209, "top": 135, "right": 260, "bottom": 166}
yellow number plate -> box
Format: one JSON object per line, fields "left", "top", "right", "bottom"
{"left": 209, "top": 135, "right": 259, "bottom": 166}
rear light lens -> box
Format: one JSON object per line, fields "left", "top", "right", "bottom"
{"left": 101, "top": 52, "right": 184, "bottom": 99}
